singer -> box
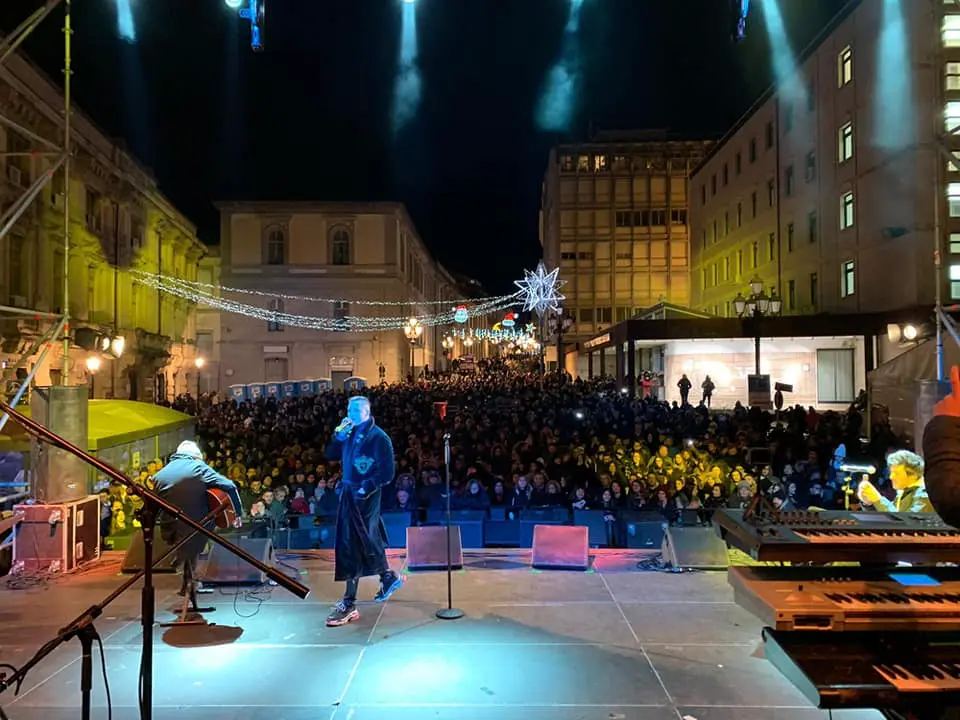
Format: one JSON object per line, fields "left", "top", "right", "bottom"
{"left": 857, "top": 450, "right": 933, "bottom": 513}
{"left": 324, "top": 395, "right": 402, "bottom": 627}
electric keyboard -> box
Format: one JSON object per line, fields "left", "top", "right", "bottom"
{"left": 714, "top": 508, "right": 960, "bottom": 563}
{"left": 763, "top": 628, "right": 960, "bottom": 712}
{"left": 729, "top": 565, "right": 960, "bottom": 631}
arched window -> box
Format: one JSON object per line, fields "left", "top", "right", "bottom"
{"left": 266, "top": 227, "right": 286, "bottom": 265}
{"left": 331, "top": 228, "right": 351, "bottom": 265}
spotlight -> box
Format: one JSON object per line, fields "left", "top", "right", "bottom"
{"left": 402, "top": 0, "right": 416, "bottom": 4}
{"left": 224, "top": 0, "right": 244, "bottom": 7}
{"left": 903, "top": 324, "right": 919, "bottom": 341}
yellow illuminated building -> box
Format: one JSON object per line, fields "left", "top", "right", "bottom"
{"left": 540, "top": 132, "right": 713, "bottom": 376}
{"left": 0, "top": 50, "right": 206, "bottom": 402}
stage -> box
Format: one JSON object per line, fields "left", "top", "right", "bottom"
{"left": 0, "top": 549, "right": 881, "bottom": 720}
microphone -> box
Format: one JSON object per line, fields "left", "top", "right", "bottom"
{"left": 335, "top": 419, "right": 353, "bottom": 435}
{"left": 839, "top": 463, "right": 877, "bottom": 475}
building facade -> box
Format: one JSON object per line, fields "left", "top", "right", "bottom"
{"left": 690, "top": 0, "right": 947, "bottom": 358}
{"left": 0, "top": 50, "right": 205, "bottom": 404}
{"left": 215, "top": 201, "right": 459, "bottom": 387}
{"left": 540, "top": 132, "right": 713, "bottom": 376}
{"left": 196, "top": 248, "right": 222, "bottom": 394}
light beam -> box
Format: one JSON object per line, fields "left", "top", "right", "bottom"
{"left": 114, "top": 0, "right": 136, "bottom": 42}
{"left": 535, "top": 0, "right": 585, "bottom": 133}
{"left": 874, "top": 0, "right": 913, "bottom": 150}
{"left": 392, "top": 1, "right": 421, "bottom": 134}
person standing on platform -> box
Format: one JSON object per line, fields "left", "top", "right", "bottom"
{"left": 325, "top": 395, "right": 403, "bottom": 627}
{"left": 154, "top": 440, "right": 243, "bottom": 596}
{"left": 923, "top": 366, "right": 960, "bottom": 527}
{"left": 857, "top": 450, "right": 933, "bottom": 514}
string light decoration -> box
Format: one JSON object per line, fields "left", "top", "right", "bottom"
{"left": 136, "top": 272, "right": 520, "bottom": 331}
{"left": 515, "top": 262, "right": 565, "bottom": 316}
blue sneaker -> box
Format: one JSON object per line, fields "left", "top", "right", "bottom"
{"left": 375, "top": 572, "right": 403, "bottom": 602}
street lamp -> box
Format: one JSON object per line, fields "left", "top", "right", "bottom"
{"left": 403, "top": 318, "right": 423, "bottom": 377}
{"left": 85, "top": 355, "right": 101, "bottom": 399}
{"left": 733, "top": 276, "right": 782, "bottom": 375}
{"left": 194, "top": 356, "right": 205, "bottom": 397}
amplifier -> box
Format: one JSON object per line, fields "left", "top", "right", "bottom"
{"left": 12, "top": 496, "right": 100, "bottom": 574}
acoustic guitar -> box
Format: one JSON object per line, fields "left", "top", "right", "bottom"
{"left": 206, "top": 488, "right": 237, "bottom": 529}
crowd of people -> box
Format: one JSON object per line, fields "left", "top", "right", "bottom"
{"left": 153, "top": 364, "right": 906, "bottom": 538}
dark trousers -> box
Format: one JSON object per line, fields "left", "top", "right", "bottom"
{"left": 343, "top": 570, "right": 396, "bottom": 605}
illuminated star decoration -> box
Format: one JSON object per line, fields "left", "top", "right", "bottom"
{"left": 515, "top": 262, "right": 566, "bottom": 317}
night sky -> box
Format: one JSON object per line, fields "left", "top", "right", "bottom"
{"left": 2, "top": 0, "right": 846, "bottom": 293}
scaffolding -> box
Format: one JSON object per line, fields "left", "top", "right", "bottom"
{"left": 0, "top": 0, "right": 71, "bottom": 423}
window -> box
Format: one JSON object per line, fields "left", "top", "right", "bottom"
{"left": 944, "top": 15, "right": 960, "bottom": 48}
{"left": 722, "top": 164, "right": 729, "bottom": 186}
{"left": 810, "top": 272, "right": 819, "bottom": 309}
{"left": 670, "top": 209, "right": 687, "bottom": 225}
{"left": 8, "top": 236, "right": 25, "bottom": 298}
{"left": 737, "top": 249, "right": 744, "bottom": 278}
{"left": 841, "top": 260, "right": 856, "bottom": 297}
{"left": 946, "top": 102, "right": 960, "bottom": 134}
{"left": 765, "top": 121, "right": 775, "bottom": 149}
{"left": 839, "top": 122, "right": 854, "bottom": 162}
{"left": 701, "top": 184, "right": 706, "bottom": 205}
{"left": 951, "top": 233, "right": 960, "bottom": 254}
{"left": 598, "top": 307, "right": 612, "bottom": 324}
{"left": 785, "top": 165, "right": 795, "bottom": 196}
{"left": 736, "top": 201, "right": 742, "bottom": 227}
{"left": 817, "top": 348, "right": 855, "bottom": 404}
{"left": 267, "top": 298, "right": 284, "bottom": 332}
{"left": 593, "top": 155, "right": 607, "bottom": 172}
{"left": 807, "top": 86, "right": 816, "bottom": 113}
{"left": 85, "top": 188, "right": 102, "bottom": 233}
{"left": 578, "top": 308, "right": 594, "bottom": 323}
{"left": 805, "top": 151, "right": 816, "bottom": 182}
{"left": 560, "top": 155, "right": 574, "bottom": 171}
{"left": 752, "top": 241, "right": 759, "bottom": 268}
{"left": 724, "top": 211, "right": 730, "bottom": 235}
{"left": 767, "top": 179, "right": 775, "bottom": 207}
{"left": 701, "top": 229, "right": 707, "bottom": 250}
{"left": 712, "top": 219, "right": 718, "bottom": 242}
{"left": 841, "top": 191, "right": 855, "bottom": 229}
{"left": 712, "top": 265, "right": 719, "bottom": 286}
{"left": 615, "top": 211, "right": 632, "bottom": 227}
{"left": 196, "top": 331, "right": 214, "bottom": 358}
{"left": 787, "top": 222, "right": 795, "bottom": 252}
{"left": 724, "top": 255, "right": 731, "bottom": 281}
{"left": 264, "top": 357, "right": 289, "bottom": 383}
{"left": 947, "top": 62, "right": 960, "bottom": 91}
{"left": 751, "top": 191, "right": 757, "bottom": 218}
{"left": 711, "top": 175, "right": 717, "bottom": 195}
{"left": 577, "top": 155, "right": 589, "bottom": 171}
{"left": 701, "top": 268, "right": 708, "bottom": 290}
{"left": 787, "top": 279, "right": 796, "bottom": 310}
{"left": 808, "top": 211, "right": 818, "bottom": 243}
{"left": 331, "top": 228, "right": 351, "bottom": 265}
{"left": 768, "top": 232, "right": 776, "bottom": 261}
{"left": 266, "top": 228, "right": 286, "bottom": 265}
{"left": 949, "top": 183, "right": 960, "bottom": 217}
{"left": 735, "top": 152, "right": 742, "bottom": 175}
{"left": 952, "top": 265, "right": 960, "bottom": 299}
{"left": 333, "top": 301, "right": 350, "bottom": 320}
{"left": 783, "top": 104, "right": 794, "bottom": 133}
{"left": 749, "top": 137, "right": 757, "bottom": 163}
{"left": 838, "top": 46, "right": 853, "bottom": 86}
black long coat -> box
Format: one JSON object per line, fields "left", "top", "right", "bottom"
{"left": 326, "top": 420, "right": 395, "bottom": 581}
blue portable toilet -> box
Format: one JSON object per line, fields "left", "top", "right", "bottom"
{"left": 316, "top": 378, "right": 333, "bottom": 392}
{"left": 265, "top": 382, "right": 281, "bottom": 398}
{"left": 343, "top": 376, "right": 367, "bottom": 393}
{"left": 282, "top": 382, "right": 298, "bottom": 399}
{"left": 297, "top": 380, "right": 317, "bottom": 396}
{"left": 228, "top": 385, "right": 248, "bottom": 402}
{"left": 248, "top": 383, "right": 266, "bottom": 400}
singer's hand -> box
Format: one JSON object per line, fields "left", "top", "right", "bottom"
{"left": 935, "top": 366, "right": 960, "bottom": 418}
{"left": 857, "top": 479, "right": 882, "bottom": 506}
{"left": 233, "top": 516, "right": 243, "bottom": 529}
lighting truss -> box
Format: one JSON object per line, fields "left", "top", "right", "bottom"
{"left": 0, "top": 0, "right": 72, "bottom": 402}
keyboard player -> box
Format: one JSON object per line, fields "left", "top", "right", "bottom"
{"left": 856, "top": 449, "right": 934, "bottom": 514}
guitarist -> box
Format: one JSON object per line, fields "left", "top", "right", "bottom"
{"left": 154, "top": 440, "right": 244, "bottom": 597}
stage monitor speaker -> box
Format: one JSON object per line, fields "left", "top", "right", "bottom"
{"left": 406, "top": 525, "right": 463, "bottom": 571}
{"left": 661, "top": 526, "right": 729, "bottom": 570}
{"left": 197, "top": 537, "right": 273, "bottom": 585}
{"left": 121, "top": 530, "right": 178, "bottom": 573}
{"left": 531, "top": 524, "right": 588, "bottom": 570}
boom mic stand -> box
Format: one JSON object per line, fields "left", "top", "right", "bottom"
{"left": 435, "top": 431, "right": 463, "bottom": 620}
{"left": 0, "top": 401, "right": 311, "bottom": 720}
{"left": 0, "top": 503, "right": 224, "bottom": 720}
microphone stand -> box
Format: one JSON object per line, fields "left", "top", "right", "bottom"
{"left": 0, "top": 503, "right": 223, "bottom": 720}
{"left": 434, "top": 431, "right": 463, "bottom": 620}
{"left": 0, "top": 401, "right": 311, "bottom": 720}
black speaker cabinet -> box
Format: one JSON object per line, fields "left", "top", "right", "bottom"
{"left": 661, "top": 525, "right": 729, "bottom": 570}
{"left": 406, "top": 525, "right": 463, "bottom": 570}
{"left": 531, "top": 524, "right": 589, "bottom": 570}
{"left": 121, "top": 530, "right": 179, "bottom": 573}
{"left": 197, "top": 537, "right": 274, "bottom": 585}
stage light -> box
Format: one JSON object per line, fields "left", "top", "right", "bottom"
{"left": 903, "top": 324, "right": 919, "bottom": 341}
{"left": 403, "top": 0, "right": 416, "bottom": 4}
{"left": 224, "top": 0, "right": 244, "bottom": 8}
